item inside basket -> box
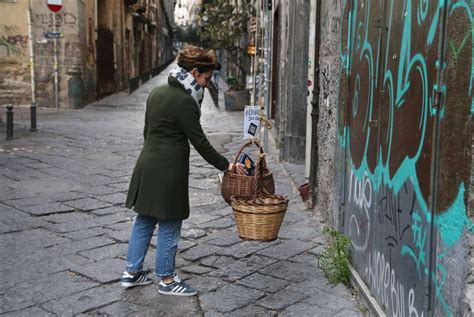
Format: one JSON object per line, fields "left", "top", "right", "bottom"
{"left": 238, "top": 153, "right": 255, "bottom": 176}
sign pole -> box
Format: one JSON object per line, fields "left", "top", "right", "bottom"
{"left": 46, "top": 0, "right": 63, "bottom": 110}
{"left": 53, "top": 12, "right": 59, "bottom": 110}
{"left": 27, "top": 0, "right": 37, "bottom": 131}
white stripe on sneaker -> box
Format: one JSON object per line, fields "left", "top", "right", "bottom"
{"left": 158, "top": 280, "right": 196, "bottom": 296}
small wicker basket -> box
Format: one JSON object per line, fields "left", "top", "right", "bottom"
{"left": 221, "top": 140, "right": 275, "bottom": 205}
{"left": 231, "top": 194, "right": 288, "bottom": 241}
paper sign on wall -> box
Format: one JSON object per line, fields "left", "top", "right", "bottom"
{"left": 243, "top": 106, "right": 261, "bottom": 139}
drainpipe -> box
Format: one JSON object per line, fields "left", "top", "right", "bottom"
{"left": 27, "top": 0, "right": 37, "bottom": 131}
{"left": 120, "top": 0, "right": 127, "bottom": 87}
{"left": 305, "top": 0, "right": 316, "bottom": 178}
{"left": 309, "top": 0, "right": 322, "bottom": 207}
{"left": 95, "top": 0, "right": 98, "bottom": 97}
{"left": 424, "top": 1, "right": 448, "bottom": 314}
{"left": 95, "top": 0, "right": 98, "bottom": 38}
{"left": 252, "top": 0, "right": 260, "bottom": 108}
{"left": 263, "top": 0, "right": 272, "bottom": 153}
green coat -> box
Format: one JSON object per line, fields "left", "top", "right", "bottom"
{"left": 125, "top": 76, "right": 229, "bottom": 220}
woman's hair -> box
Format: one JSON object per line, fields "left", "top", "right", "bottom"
{"left": 177, "top": 45, "right": 217, "bottom": 73}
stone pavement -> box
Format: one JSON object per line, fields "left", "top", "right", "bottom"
{"left": 0, "top": 63, "right": 367, "bottom": 316}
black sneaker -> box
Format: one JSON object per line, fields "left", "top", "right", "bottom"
{"left": 158, "top": 280, "right": 197, "bottom": 296}
{"left": 121, "top": 271, "right": 152, "bottom": 288}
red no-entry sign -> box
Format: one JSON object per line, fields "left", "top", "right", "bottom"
{"left": 46, "top": 0, "right": 63, "bottom": 13}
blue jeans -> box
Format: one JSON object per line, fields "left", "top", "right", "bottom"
{"left": 125, "top": 214, "right": 182, "bottom": 277}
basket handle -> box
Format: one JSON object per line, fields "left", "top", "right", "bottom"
{"left": 252, "top": 149, "right": 267, "bottom": 196}
{"left": 230, "top": 139, "right": 265, "bottom": 173}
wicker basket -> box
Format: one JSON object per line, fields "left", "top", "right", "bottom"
{"left": 231, "top": 195, "right": 288, "bottom": 241}
{"left": 221, "top": 140, "right": 275, "bottom": 205}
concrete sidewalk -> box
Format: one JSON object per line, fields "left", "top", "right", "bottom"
{"left": 0, "top": 63, "right": 366, "bottom": 316}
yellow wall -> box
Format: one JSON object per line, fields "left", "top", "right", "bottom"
{"left": 0, "top": 0, "right": 29, "bottom": 62}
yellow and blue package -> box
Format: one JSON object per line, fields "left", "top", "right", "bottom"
{"left": 238, "top": 153, "right": 255, "bottom": 176}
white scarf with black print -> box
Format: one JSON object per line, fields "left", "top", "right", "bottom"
{"left": 169, "top": 66, "right": 204, "bottom": 107}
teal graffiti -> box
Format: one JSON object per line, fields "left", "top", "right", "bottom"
{"left": 341, "top": 0, "right": 473, "bottom": 221}
{"left": 356, "top": 22, "right": 362, "bottom": 50}
{"left": 401, "top": 210, "right": 427, "bottom": 278}
{"left": 431, "top": 183, "right": 474, "bottom": 317}
{"left": 360, "top": 0, "right": 375, "bottom": 139}
{"left": 398, "top": 184, "right": 474, "bottom": 317}
{"left": 437, "top": 183, "right": 474, "bottom": 247}
{"left": 338, "top": 0, "right": 474, "bottom": 316}
{"left": 352, "top": 75, "right": 360, "bottom": 117}
{"left": 427, "top": 1, "right": 444, "bottom": 46}
{"left": 417, "top": 0, "right": 429, "bottom": 25}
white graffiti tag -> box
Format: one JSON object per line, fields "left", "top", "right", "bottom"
{"left": 367, "top": 250, "right": 424, "bottom": 317}
{"left": 348, "top": 170, "right": 372, "bottom": 251}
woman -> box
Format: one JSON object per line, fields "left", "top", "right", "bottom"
{"left": 121, "top": 46, "right": 244, "bottom": 296}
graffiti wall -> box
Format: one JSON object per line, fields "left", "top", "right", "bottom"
{"left": 31, "top": 2, "right": 83, "bottom": 107}
{"left": 0, "top": 1, "right": 87, "bottom": 107}
{"left": 336, "top": 0, "right": 473, "bottom": 315}
{"left": 0, "top": 1, "right": 30, "bottom": 105}
{"left": 0, "top": 24, "right": 28, "bottom": 59}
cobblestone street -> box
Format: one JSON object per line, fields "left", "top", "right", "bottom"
{"left": 0, "top": 64, "right": 366, "bottom": 316}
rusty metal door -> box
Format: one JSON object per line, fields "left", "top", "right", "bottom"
{"left": 340, "top": 0, "right": 442, "bottom": 315}
{"left": 96, "top": 27, "right": 115, "bottom": 97}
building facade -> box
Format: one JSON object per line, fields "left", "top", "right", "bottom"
{"left": 268, "top": 0, "right": 473, "bottom": 315}
{"left": 0, "top": 0, "right": 31, "bottom": 106}
{"left": 0, "top": 0, "right": 175, "bottom": 109}
{"left": 270, "top": 0, "right": 309, "bottom": 163}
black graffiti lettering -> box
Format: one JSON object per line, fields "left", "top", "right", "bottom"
{"left": 377, "top": 183, "right": 414, "bottom": 246}
{"left": 33, "top": 12, "right": 78, "bottom": 29}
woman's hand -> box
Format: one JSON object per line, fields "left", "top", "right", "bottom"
{"left": 228, "top": 163, "right": 247, "bottom": 175}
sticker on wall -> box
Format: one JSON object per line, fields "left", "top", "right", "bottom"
{"left": 243, "top": 106, "right": 261, "bottom": 139}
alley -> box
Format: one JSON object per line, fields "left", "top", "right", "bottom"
{"left": 0, "top": 64, "right": 365, "bottom": 316}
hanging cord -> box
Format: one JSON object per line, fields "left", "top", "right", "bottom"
{"left": 260, "top": 113, "right": 272, "bottom": 130}
{"left": 252, "top": 139, "right": 265, "bottom": 197}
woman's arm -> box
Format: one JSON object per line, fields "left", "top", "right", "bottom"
{"left": 175, "top": 102, "right": 229, "bottom": 171}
